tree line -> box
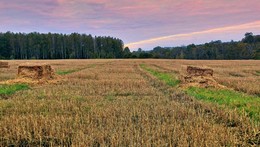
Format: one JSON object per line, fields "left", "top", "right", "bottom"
{"left": 0, "top": 32, "right": 127, "bottom": 59}
{"left": 0, "top": 32, "right": 259, "bottom": 59}
{"left": 130, "top": 33, "right": 260, "bottom": 59}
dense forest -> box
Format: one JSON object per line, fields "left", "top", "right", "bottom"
{"left": 0, "top": 32, "right": 126, "bottom": 59}
{"left": 0, "top": 32, "right": 259, "bottom": 59}
{"left": 131, "top": 33, "right": 260, "bottom": 59}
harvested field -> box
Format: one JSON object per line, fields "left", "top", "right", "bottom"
{"left": 0, "top": 59, "right": 259, "bottom": 146}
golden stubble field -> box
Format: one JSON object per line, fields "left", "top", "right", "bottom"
{"left": 0, "top": 59, "right": 259, "bottom": 146}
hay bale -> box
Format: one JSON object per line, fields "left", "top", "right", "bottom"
{"left": 187, "top": 66, "right": 213, "bottom": 77}
{"left": 18, "top": 64, "right": 55, "bottom": 80}
{"left": 0, "top": 63, "right": 61, "bottom": 85}
{"left": 0, "top": 61, "right": 9, "bottom": 68}
{"left": 180, "top": 66, "right": 225, "bottom": 88}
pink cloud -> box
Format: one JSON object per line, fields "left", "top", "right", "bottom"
{"left": 0, "top": 0, "right": 260, "bottom": 49}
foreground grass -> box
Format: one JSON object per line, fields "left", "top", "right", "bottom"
{"left": 0, "top": 84, "right": 29, "bottom": 96}
{"left": 186, "top": 87, "right": 260, "bottom": 122}
{"left": 140, "top": 64, "right": 180, "bottom": 87}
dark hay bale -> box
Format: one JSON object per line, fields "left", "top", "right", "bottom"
{"left": 0, "top": 61, "right": 9, "bottom": 68}
{"left": 18, "top": 64, "right": 55, "bottom": 80}
{"left": 180, "top": 66, "right": 225, "bottom": 88}
{"left": 187, "top": 66, "right": 213, "bottom": 77}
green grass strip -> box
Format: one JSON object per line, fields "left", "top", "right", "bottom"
{"left": 56, "top": 69, "right": 79, "bottom": 75}
{"left": 0, "top": 84, "right": 29, "bottom": 96}
{"left": 256, "top": 70, "right": 260, "bottom": 76}
{"left": 56, "top": 64, "right": 96, "bottom": 75}
{"left": 140, "top": 64, "right": 180, "bottom": 87}
{"left": 186, "top": 87, "right": 260, "bottom": 122}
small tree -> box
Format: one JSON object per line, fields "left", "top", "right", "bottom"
{"left": 243, "top": 32, "right": 254, "bottom": 44}
{"left": 123, "top": 47, "right": 131, "bottom": 58}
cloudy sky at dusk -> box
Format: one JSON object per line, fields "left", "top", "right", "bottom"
{"left": 1, "top": 0, "right": 260, "bottom": 50}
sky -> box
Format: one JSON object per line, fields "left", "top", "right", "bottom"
{"left": 1, "top": 0, "right": 260, "bottom": 51}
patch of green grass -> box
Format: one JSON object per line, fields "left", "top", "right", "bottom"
{"left": 186, "top": 87, "right": 260, "bottom": 122}
{"left": 74, "top": 96, "right": 86, "bottom": 102}
{"left": 0, "top": 84, "right": 29, "bottom": 96}
{"left": 105, "top": 94, "right": 116, "bottom": 102}
{"left": 255, "top": 70, "right": 260, "bottom": 76}
{"left": 56, "top": 64, "right": 96, "bottom": 75}
{"left": 140, "top": 64, "right": 180, "bottom": 87}
{"left": 83, "top": 106, "right": 91, "bottom": 112}
{"left": 56, "top": 69, "right": 78, "bottom": 75}
{"left": 229, "top": 72, "right": 245, "bottom": 77}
